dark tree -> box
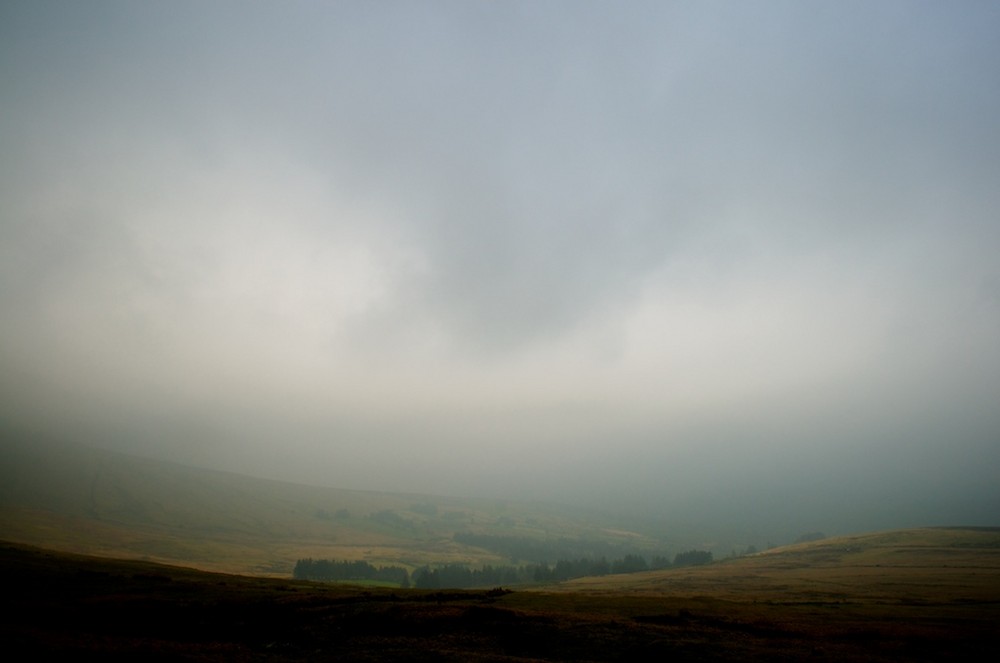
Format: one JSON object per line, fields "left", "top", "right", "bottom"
{"left": 673, "top": 550, "right": 713, "bottom": 567}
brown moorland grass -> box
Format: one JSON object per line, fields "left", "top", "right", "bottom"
{"left": 3, "top": 528, "right": 998, "bottom": 661}
{"left": 0, "top": 440, "right": 671, "bottom": 575}
{"left": 558, "top": 526, "right": 1000, "bottom": 604}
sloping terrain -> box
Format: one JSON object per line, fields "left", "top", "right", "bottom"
{"left": 3, "top": 537, "right": 998, "bottom": 661}
{"left": 560, "top": 526, "right": 1000, "bottom": 604}
{"left": 0, "top": 437, "right": 667, "bottom": 575}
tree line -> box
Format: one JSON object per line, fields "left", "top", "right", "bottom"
{"left": 294, "top": 549, "right": 713, "bottom": 589}
{"left": 412, "top": 550, "right": 711, "bottom": 588}
{"left": 452, "top": 532, "right": 665, "bottom": 563}
{"left": 293, "top": 559, "right": 410, "bottom": 586}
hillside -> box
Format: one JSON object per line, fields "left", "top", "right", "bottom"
{"left": 560, "top": 526, "right": 1000, "bottom": 604}
{"left": 3, "top": 535, "right": 998, "bottom": 661}
{"left": 0, "top": 437, "right": 671, "bottom": 575}
{"left": 4, "top": 435, "right": 998, "bottom": 659}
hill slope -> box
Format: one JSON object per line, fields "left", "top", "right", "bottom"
{"left": 560, "top": 526, "right": 1000, "bottom": 604}
{"left": 3, "top": 537, "right": 998, "bottom": 661}
{"left": 0, "top": 437, "right": 668, "bottom": 574}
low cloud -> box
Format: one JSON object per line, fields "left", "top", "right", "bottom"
{"left": 2, "top": 2, "right": 998, "bottom": 533}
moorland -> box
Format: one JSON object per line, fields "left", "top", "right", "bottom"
{"left": 2, "top": 439, "right": 998, "bottom": 660}
{"left": 0, "top": 438, "right": 679, "bottom": 575}
{"left": 3, "top": 528, "right": 999, "bottom": 661}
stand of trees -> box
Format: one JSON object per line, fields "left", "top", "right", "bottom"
{"left": 293, "top": 559, "right": 410, "bottom": 587}
{"left": 411, "top": 551, "right": 710, "bottom": 589}
{"left": 294, "top": 549, "right": 714, "bottom": 590}
{"left": 672, "top": 549, "right": 713, "bottom": 566}
{"left": 411, "top": 563, "right": 527, "bottom": 589}
{"left": 452, "top": 532, "right": 662, "bottom": 563}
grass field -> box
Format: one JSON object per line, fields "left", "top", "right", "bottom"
{"left": 3, "top": 530, "right": 998, "bottom": 661}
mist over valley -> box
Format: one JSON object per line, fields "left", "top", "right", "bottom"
{"left": 1, "top": 3, "right": 999, "bottom": 658}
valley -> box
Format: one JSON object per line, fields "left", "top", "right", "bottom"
{"left": 3, "top": 529, "right": 997, "bottom": 661}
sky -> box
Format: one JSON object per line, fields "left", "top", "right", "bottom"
{"left": 2, "top": 1, "right": 998, "bottom": 534}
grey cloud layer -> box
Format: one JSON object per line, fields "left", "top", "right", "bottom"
{"left": 2, "top": 1, "right": 998, "bottom": 529}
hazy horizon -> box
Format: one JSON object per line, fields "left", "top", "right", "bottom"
{"left": 2, "top": 1, "right": 998, "bottom": 536}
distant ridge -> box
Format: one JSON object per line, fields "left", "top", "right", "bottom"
{"left": 5, "top": 435, "right": 996, "bottom": 582}
{"left": 0, "top": 436, "right": 667, "bottom": 575}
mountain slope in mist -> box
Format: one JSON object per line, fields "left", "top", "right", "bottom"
{"left": 0, "top": 437, "right": 673, "bottom": 574}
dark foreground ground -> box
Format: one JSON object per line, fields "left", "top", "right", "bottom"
{"left": 3, "top": 541, "right": 997, "bottom": 661}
